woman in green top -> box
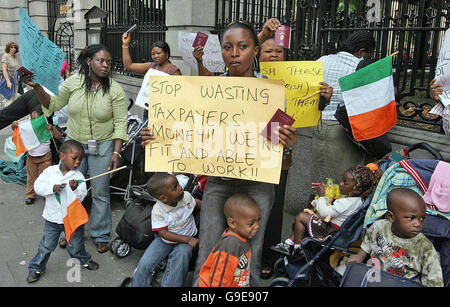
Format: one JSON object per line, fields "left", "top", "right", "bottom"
{"left": 23, "top": 44, "right": 129, "bottom": 253}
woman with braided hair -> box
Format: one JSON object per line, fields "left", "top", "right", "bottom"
{"left": 272, "top": 164, "right": 382, "bottom": 256}
{"left": 22, "top": 44, "right": 129, "bottom": 253}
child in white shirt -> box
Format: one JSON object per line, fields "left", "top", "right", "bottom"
{"left": 273, "top": 164, "right": 381, "bottom": 255}
{"left": 26, "top": 140, "right": 98, "bottom": 283}
{"left": 130, "top": 172, "right": 201, "bottom": 287}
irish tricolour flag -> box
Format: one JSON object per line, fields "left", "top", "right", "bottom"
{"left": 12, "top": 115, "right": 52, "bottom": 156}
{"left": 56, "top": 185, "right": 89, "bottom": 244}
{"left": 339, "top": 56, "right": 397, "bottom": 141}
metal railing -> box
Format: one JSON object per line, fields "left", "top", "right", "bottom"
{"left": 215, "top": 0, "right": 448, "bottom": 132}
{"left": 100, "top": 0, "right": 167, "bottom": 77}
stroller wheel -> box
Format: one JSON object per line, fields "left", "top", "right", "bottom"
{"left": 114, "top": 242, "right": 131, "bottom": 258}
{"left": 109, "top": 237, "right": 122, "bottom": 254}
{"left": 269, "top": 277, "right": 290, "bottom": 287}
{"left": 273, "top": 257, "right": 287, "bottom": 277}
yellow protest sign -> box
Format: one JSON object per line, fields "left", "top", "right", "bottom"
{"left": 145, "top": 76, "right": 285, "bottom": 184}
{"left": 260, "top": 61, "right": 323, "bottom": 127}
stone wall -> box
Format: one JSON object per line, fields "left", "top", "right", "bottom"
{"left": 0, "top": 1, "right": 47, "bottom": 55}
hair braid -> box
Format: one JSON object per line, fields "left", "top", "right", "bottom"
{"left": 348, "top": 164, "right": 382, "bottom": 200}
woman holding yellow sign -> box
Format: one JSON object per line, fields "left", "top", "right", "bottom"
{"left": 142, "top": 20, "right": 296, "bottom": 287}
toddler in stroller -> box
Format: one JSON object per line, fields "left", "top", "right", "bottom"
{"left": 271, "top": 164, "right": 381, "bottom": 260}
{"left": 270, "top": 142, "right": 445, "bottom": 287}
{"left": 346, "top": 188, "right": 444, "bottom": 287}
{"left": 271, "top": 143, "right": 444, "bottom": 287}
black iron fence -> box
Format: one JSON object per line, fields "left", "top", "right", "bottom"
{"left": 100, "top": 0, "right": 167, "bottom": 76}
{"left": 215, "top": 0, "right": 449, "bottom": 132}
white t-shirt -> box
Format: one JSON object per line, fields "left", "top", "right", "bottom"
{"left": 151, "top": 191, "right": 197, "bottom": 244}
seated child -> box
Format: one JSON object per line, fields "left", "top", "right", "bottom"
{"left": 348, "top": 188, "right": 444, "bottom": 287}
{"left": 27, "top": 140, "right": 98, "bottom": 283}
{"left": 130, "top": 172, "right": 200, "bottom": 287}
{"left": 12, "top": 104, "right": 62, "bottom": 205}
{"left": 199, "top": 194, "right": 260, "bottom": 287}
{"left": 273, "top": 164, "right": 381, "bottom": 256}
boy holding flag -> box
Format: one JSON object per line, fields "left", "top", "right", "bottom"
{"left": 27, "top": 140, "right": 98, "bottom": 283}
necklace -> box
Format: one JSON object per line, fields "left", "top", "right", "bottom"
{"left": 90, "top": 82, "right": 101, "bottom": 93}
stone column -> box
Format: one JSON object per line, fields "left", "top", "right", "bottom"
{"left": 72, "top": 0, "right": 101, "bottom": 56}
{"left": 165, "top": 0, "right": 216, "bottom": 76}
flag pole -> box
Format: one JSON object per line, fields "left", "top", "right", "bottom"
{"left": 44, "top": 116, "right": 59, "bottom": 154}
{"left": 84, "top": 165, "right": 127, "bottom": 182}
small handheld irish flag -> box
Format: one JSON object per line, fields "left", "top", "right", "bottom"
{"left": 12, "top": 115, "right": 52, "bottom": 156}
{"left": 57, "top": 184, "right": 89, "bottom": 244}
{"left": 339, "top": 56, "right": 397, "bottom": 141}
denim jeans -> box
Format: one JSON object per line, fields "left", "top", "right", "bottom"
{"left": 28, "top": 220, "right": 91, "bottom": 273}
{"left": 77, "top": 139, "right": 114, "bottom": 244}
{"left": 192, "top": 177, "right": 275, "bottom": 287}
{"left": 131, "top": 235, "right": 193, "bottom": 287}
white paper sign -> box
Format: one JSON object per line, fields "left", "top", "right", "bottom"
{"left": 178, "top": 32, "right": 225, "bottom": 73}
{"left": 435, "top": 29, "right": 450, "bottom": 106}
{"left": 135, "top": 68, "right": 169, "bottom": 109}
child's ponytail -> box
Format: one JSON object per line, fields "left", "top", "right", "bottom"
{"left": 348, "top": 163, "right": 382, "bottom": 200}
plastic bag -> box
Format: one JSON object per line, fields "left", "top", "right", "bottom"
{"left": 314, "top": 178, "right": 343, "bottom": 205}
{"left": 4, "top": 136, "right": 24, "bottom": 162}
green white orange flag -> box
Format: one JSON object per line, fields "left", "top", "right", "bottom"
{"left": 12, "top": 115, "right": 52, "bottom": 156}
{"left": 339, "top": 56, "right": 397, "bottom": 141}
{"left": 56, "top": 185, "right": 89, "bottom": 244}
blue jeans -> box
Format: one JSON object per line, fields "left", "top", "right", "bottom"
{"left": 131, "top": 235, "right": 193, "bottom": 287}
{"left": 77, "top": 139, "right": 114, "bottom": 244}
{"left": 192, "top": 177, "right": 274, "bottom": 287}
{"left": 28, "top": 220, "right": 91, "bottom": 272}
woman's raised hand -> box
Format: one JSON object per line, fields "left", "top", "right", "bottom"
{"left": 122, "top": 32, "right": 131, "bottom": 46}
{"left": 21, "top": 72, "right": 37, "bottom": 88}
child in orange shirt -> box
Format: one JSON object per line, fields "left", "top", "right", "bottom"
{"left": 199, "top": 194, "right": 261, "bottom": 287}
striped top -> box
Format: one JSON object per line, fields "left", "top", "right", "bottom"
{"left": 199, "top": 229, "right": 251, "bottom": 287}
{"left": 318, "top": 51, "right": 362, "bottom": 120}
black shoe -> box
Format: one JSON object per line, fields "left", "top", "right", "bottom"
{"left": 25, "top": 198, "right": 35, "bottom": 205}
{"left": 26, "top": 270, "right": 42, "bottom": 283}
{"left": 82, "top": 260, "right": 99, "bottom": 271}
{"left": 119, "top": 277, "right": 132, "bottom": 287}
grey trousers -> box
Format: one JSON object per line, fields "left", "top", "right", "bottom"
{"left": 192, "top": 176, "right": 275, "bottom": 286}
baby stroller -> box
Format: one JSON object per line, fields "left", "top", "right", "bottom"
{"left": 109, "top": 173, "right": 200, "bottom": 258}
{"left": 269, "top": 142, "right": 445, "bottom": 287}
{"left": 109, "top": 98, "right": 152, "bottom": 207}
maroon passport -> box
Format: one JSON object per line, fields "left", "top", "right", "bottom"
{"left": 192, "top": 32, "right": 209, "bottom": 48}
{"left": 18, "top": 66, "right": 33, "bottom": 76}
{"left": 274, "top": 25, "right": 291, "bottom": 48}
{"left": 260, "top": 109, "right": 295, "bottom": 145}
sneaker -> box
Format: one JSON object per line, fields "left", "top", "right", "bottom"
{"left": 82, "top": 260, "right": 99, "bottom": 271}
{"left": 26, "top": 270, "right": 42, "bottom": 283}
{"left": 270, "top": 242, "right": 293, "bottom": 256}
